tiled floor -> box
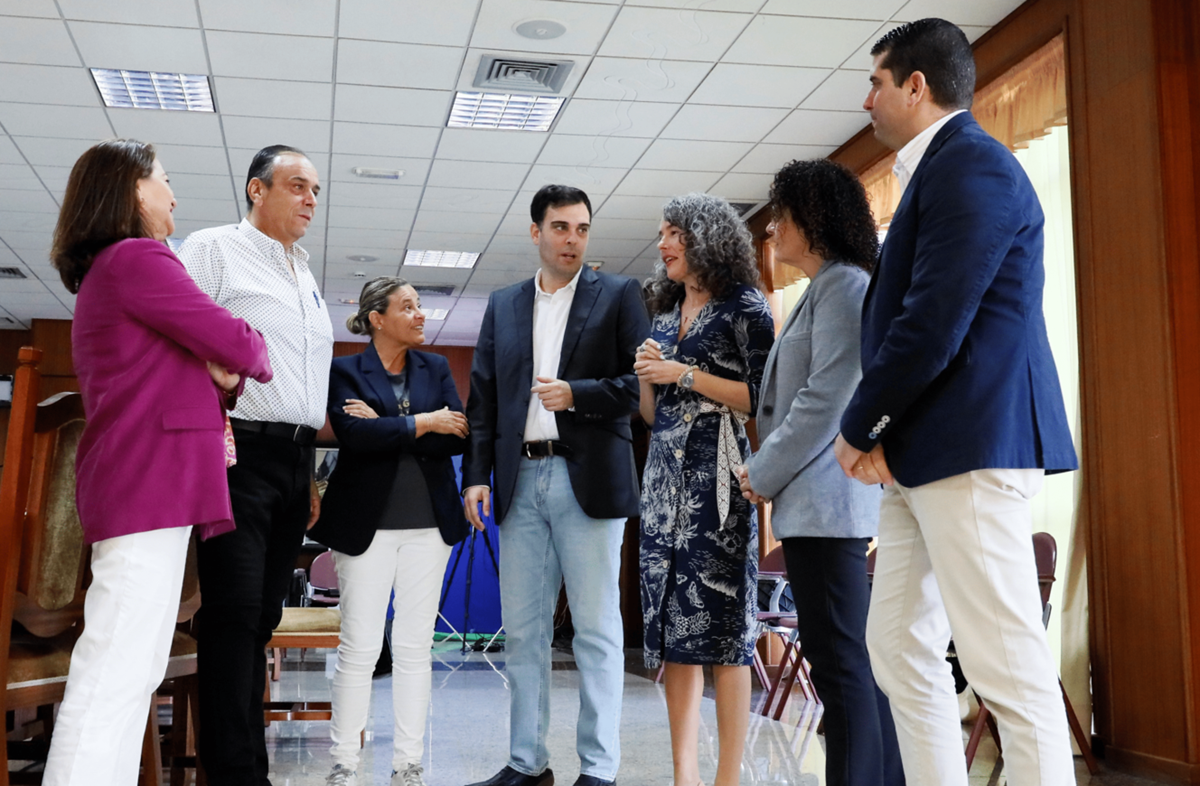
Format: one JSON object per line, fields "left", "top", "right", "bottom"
{"left": 263, "top": 643, "right": 1167, "bottom": 786}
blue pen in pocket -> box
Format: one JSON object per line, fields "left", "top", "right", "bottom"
{"left": 313, "top": 291, "right": 321, "bottom": 308}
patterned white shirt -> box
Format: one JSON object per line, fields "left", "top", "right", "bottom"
{"left": 523, "top": 266, "right": 582, "bottom": 442}
{"left": 179, "top": 219, "right": 334, "bottom": 430}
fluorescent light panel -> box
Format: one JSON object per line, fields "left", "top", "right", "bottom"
{"left": 91, "top": 68, "right": 214, "bottom": 112}
{"left": 404, "top": 250, "right": 480, "bottom": 269}
{"left": 421, "top": 308, "right": 449, "bottom": 320}
{"left": 447, "top": 92, "right": 565, "bottom": 131}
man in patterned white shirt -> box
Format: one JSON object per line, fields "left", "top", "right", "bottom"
{"left": 179, "top": 144, "right": 334, "bottom": 786}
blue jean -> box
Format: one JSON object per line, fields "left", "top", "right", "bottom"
{"left": 499, "top": 456, "right": 625, "bottom": 780}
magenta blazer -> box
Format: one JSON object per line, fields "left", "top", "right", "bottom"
{"left": 71, "top": 238, "right": 273, "bottom": 544}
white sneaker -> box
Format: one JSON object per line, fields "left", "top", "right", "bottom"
{"left": 326, "top": 763, "right": 357, "bottom": 786}
{"left": 392, "top": 762, "right": 427, "bottom": 786}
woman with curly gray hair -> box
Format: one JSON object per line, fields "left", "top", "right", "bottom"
{"left": 633, "top": 193, "right": 775, "bottom": 786}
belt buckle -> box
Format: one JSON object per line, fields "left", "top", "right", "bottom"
{"left": 293, "top": 424, "right": 304, "bottom": 443}
{"left": 522, "top": 442, "right": 533, "bottom": 460}
{"left": 545, "top": 440, "right": 554, "bottom": 457}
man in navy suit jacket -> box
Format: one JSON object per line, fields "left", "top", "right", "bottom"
{"left": 462, "top": 185, "right": 650, "bottom": 786}
{"left": 833, "top": 20, "right": 1079, "bottom": 786}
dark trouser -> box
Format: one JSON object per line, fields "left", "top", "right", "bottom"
{"left": 196, "top": 431, "right": 312, "bottom": 786}
{"left": 781, "top": 536, "right": 905, "bottom": 786}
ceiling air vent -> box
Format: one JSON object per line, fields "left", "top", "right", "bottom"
{"left": 473, "top": 56, "right": 574, "bottom": 94}
{"left": 414, "top": 285, "right": 455, "bottom": 297}
{"left": 0, "top": 267, "right": 27, "bottom": 279}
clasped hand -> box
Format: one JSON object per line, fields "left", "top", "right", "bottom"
{"left": 634, "top": 338, "right": 686, "bottom": 385}
{"left": 735, "top": 465, "right": 767, "bottom": 505}
{"left": 343, "top": 400, "right": 469, "bottom": 437}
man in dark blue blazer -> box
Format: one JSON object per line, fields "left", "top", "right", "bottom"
{"left": 833, "top": 20, "right": 1079, "bottom": 786}
{"left": 462, "top": 185, "right": 650, "bottom": 786}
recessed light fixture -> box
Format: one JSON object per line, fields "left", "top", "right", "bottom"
{"left": 448, "top": 92, "right": 566, "bottom": 132}
{"left": 586, "top": 260, "right": 604, "bottom": 270}
{"left": 347, "top": 255, "right": 377, "bottom": 263}
{"left": 515, "top": 19, "right": 567, "bottom": 40}
{"left": 91, "top": 68, "right": 214, "bottom": 111}
{"left": 338, "top": 298, "right": 358, "bottom": 305}
{"left": 404, "top": 250, "right": 480, "bottom": 269}
{"left": 351, "top": 167, "right": 404, "bottom": 179}
{"left": 421, "top": 308, "right": 449, "bottom": 320}
{"left": 352, "top": 271, "right": 367, "bottom": 277}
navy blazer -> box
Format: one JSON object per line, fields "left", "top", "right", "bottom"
{"left": 840, "top": 112, "right": 1077, "bottom": 487}
{"left": 309, "top": 343, "right": 470, "bottom": 555}
{"left": 463, "top": 266, "right": 651, "bottom": 525}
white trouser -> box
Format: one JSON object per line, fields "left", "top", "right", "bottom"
{"left": 865, "top": 469, "right": 1075, "bottom": 786}
{"left": 43, "top": 525, "right": 193, "bottom": 786}
{"left": 330, "top": 528, "right": 452, "bottom": 771}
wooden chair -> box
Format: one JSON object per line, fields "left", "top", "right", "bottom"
{"left": 262, "top": 606, "right": 341, "bottom": 724}
{"left": 963, "top": 532, "right": 1100, "bottom": 775}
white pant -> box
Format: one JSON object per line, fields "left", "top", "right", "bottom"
{"left": 330, "top": 528, "right": 452, "bottom": 771}
{"left": 43, "top": 526, "right": 193, "bottom": 786}
{"left": 865, "top": 469, "right": 1075, "bottom": 785}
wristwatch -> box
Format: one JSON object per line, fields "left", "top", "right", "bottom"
{"left": 677, "top": 365, "right": 697, "bottom": 390}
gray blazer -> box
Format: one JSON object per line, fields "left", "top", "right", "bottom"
{"left": 746, "top": 261, "right": 881, "bottom": 539}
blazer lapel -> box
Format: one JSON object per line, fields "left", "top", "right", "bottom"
{"left": 361, "top": 342, "right": 400, "bottom": 417}
{"left": 557, "top": 267, "right": 600, "bottom": 378}
{"left": 761, "top": 277, "right": 811, "bottom": 409}
{"left": 513, "top": 280, "right": 536, "bottom": 403}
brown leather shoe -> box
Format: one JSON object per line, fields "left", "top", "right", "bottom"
{"left": 465, "top": 766, "right": 554, "bottom": 786}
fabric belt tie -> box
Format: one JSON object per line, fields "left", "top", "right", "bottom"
{"left": 230, "top": 418, "right": 318, "bottom": 447}
{"left": 522, "top": 440, "right": 573, "bottom": 459}
{"left": 696, "top": 400, "right": 749, "bottom": 529}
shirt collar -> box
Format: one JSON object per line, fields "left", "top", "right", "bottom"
{"left": 893, "top": 109, "right": 968, "bottom": 194}
{"left": 534, "top": 265, "right": 583, "bottom": 298}
{"left": 237, "top": 217, "right": 309, "bottom": 266}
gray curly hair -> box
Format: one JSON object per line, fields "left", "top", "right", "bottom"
{"left": 346, "top": 276, "right": 410, "bottom": 335}
{"left": 643, "top": 193, "right": 760, "bottom": 316}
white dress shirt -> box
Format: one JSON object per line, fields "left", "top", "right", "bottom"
{"left": 523, "top": 266, "right": 582, "bottom": 442}
{"left": 179, "top": 219, "right": 334, "bottom": 430}
{"left": 893, "top": 109, "right": 968, "bottom": 195}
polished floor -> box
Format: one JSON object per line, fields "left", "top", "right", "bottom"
{"left": 263, "top": 642, "right": 1165, "bottom": 786}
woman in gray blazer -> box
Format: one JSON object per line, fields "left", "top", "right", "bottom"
{"left": 737, "top": 159, "right": 903, "bottom": 786}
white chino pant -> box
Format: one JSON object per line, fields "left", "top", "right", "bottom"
{"left": 43, "top": 525, "right": 193, "bottom": 786}
{"left": 865, "top": 468, "right": 1075, "bottom": 785}
{"left": 329, "top": 528, "right": 452, "bottom": 772}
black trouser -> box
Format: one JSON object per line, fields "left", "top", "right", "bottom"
{"left": 196, "top": 431, "right": 312, "bottom": 786}
{"left": 781, "top": 536, "right": 906, "bottom": 786}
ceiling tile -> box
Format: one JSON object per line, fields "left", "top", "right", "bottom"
{"left": 0, "top": 104, "right": 112, "bottom": 140}
{"left": 338, "top": 0, "right": 480, "bottom": 47}
{"left": 152, "top": 143, "right": 234, "bottom": 176}
{"left": 169, "top": 172, "right": 239, "bottom": 201}
{"left": 553, "top": 99, "right": 678, "bottom": 138}
{"left": 322, "top": 253, "right": 404, "bottom": 273}
{"left": 799, "top": 69, "right": 872, "bottom": 112}
{"left": 214, "top": 78, "right": 332, "bottom": 121}
{"left": 408, "top": 230, "right": 493, "bottom": 250}
{"left": 198, "top": 0, "right": 336, "bottom": 37}
{"left": 337, "top": 40, "right": 462, "bottom": 91}
{"left": 763, "top": 109, "right": 869, "bottom": 146}
{"left": 485, "top": 235, "right": 537, "bottom": 254}
{"left": 420, "top": 187, "right": 517, "bottom": 213}
{"left": 593, "top": 195, "right": 667, "bottom": 220}
{"left": 437, "top": 128, "right": 548, "bottom": 164}
{"left": 328, "top": 152, "right": 432, "bottom": 184}
{"left": 524, "top": 163, "right": 627, "bottom": 194}
{"left": 659, "top": 105, "right": 787, "bottom": 143}
{"left": 206, "top": 31, "right": 335, "bottom": 82}
{"left": 0, "top": 17, "right": 80, "bottom": 67}
{"left": 599, "top": 7, "right": 752, "bottom": 61}
{"left": 326, "top": 226, "right": 411, "bottom": 249}
{"left": 894, "top": 0, "right": 1023, "bottom": 27}
{"left": 572, "top": 57, "right": 711, "bottom": 103}
{"left": 325, "top": 182, "right": 424, "bottom": 209}
{"left": 0, "top": 137, "right": 25, "bottom": 166}
{"left": 0, "top": 189, "right": 58, "bottom": 213}
{"left": 426, "top": 159, "right": 531, "bottom": 191}
{"left": 636, "top": 139, "right": 751, "bottom": 171}
{"left": 0, "top": 64, "right": 101, "bottom": 106}
{"left": 845, "top": 22, "right": 991, "bottom": 67}
{"left": 173, "top": 196, "right": 241, "bottom": 224}
{"left": 327, "top": 205, "right": 416, "bottom": 230}
{"left": 628, "top": 0, "right": 761, "bottom": 9}
{"left": 470, "top": 0, "right": 619, "bottom": 56}
{"left": 226, "top": 148, "right": 330, "bottom": 175}
{"left": 611, "top": 168, "right": 720, "bottom": 197}
{"left": 593, "top": 216, "right": 660, "bottom": 240}
{"left": 0, "top": 210, "right": 57, "bottom": 233}
{"left": 691, "top": 64, "right": 827, "bottom": 108}
{"left": 760, "top": 0, "right": 904, "bottom": 20}
{"left": 1, "top": 1, "right": 60, "bottom": 19}
{"left": 69, "top": 21, "right": 209, "bottom": 73}
{"left": 582, "top": 235, "right": 656, "bottom": 256}
{"left": 58, "top": 0, "right": 198, "bottom": 26}
{"left": 536, "top": 134, "right": 651, "bottom": 169}
{"left": 725, "top": 16, "right": 882, "bottom": 68}
{"left": 709, "top": 171, "right": 772, "bottom": 200}
{"left": 731, "top": 143, "right": 834, "bottom": 174}
{"left": 476, "top": 252, "right": 536, "bottom": 271}
{"left": 412, "top": 210, "right": 503, "bottom": 235}
{"left": 13, "top": 136, "right": 93, "bottom": 167}
{"left": 222, "top": 116, "right": 331, "bottom": 154}
{"left": 332, "top": 122, "right": 441, "bottom": 159}
{"left": 109, "top": 108, "right": 226, "bottom": 148}
{"left": 33, "top": 165, "right": 72, "bottom": 197}
{"left": 397, "top": 266, "right": 474, "bottom": 285}
{"left": 335, "top": 85, "right": 452, "bottom": 127}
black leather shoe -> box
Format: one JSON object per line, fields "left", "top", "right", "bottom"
{"left": 573, "top": 777, "right": 614, "bottom": 786}
{"left": 466, "top": 766, "right": 554, "bottom": 786}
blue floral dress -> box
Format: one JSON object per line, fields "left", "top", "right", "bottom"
{"left": 640, "top": 284, "right": 776, "bottom": 667}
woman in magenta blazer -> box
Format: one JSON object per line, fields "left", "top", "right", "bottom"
{"left": 43, "top": 138, "right": 273, "bottom": 786}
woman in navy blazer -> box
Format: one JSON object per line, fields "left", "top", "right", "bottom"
{"left": 309, "top": 277, "right": 470, "bottom": 786}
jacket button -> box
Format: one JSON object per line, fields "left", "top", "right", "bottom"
{"left": 683, "top": 413, "right": 692, "bottom": 422}
{"left": 762, "top": 405, "right": 773, "bottom": 416}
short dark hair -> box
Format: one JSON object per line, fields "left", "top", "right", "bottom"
{"left": 871, "top": 18, "right": 975, "bottom": 110}
{"left": 51, "top": 138, "right": 156, "bottom": 294}
{"left": 245, "top": 144, "right": 307, "bottom": 212}
{"left": 769, "top": 159, "right": 878, "bottom": 274}
{"left": 530, "top": 184, "right": 591, "bottom": 226}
